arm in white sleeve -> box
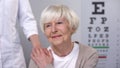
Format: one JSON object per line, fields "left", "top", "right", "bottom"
{"left": 18, "top": 0, "right": 38, "bottom": 39}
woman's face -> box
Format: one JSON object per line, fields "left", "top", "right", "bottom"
{"left": 44, "top": 17, "right": 73, "bottom": 46}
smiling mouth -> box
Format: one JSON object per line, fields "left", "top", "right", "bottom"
{"left": 51, "top": 35, "right": 62, "bottom": 39}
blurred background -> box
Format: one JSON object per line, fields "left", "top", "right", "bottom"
{"left": 17, "top": 0, "right": 120, "bottom": 68}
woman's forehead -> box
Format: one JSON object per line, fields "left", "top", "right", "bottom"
{"left": 44, "top": 16, "right": 67, "bottom": 23}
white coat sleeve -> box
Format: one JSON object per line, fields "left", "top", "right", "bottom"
{"left": 18, "top": 0, "right": 38, "bottom": 39}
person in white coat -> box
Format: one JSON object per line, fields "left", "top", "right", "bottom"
{"left": 0, "top": 0, "right": 42, "bottom": 68}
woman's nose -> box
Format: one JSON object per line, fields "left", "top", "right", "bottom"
{"left": 51, "top": 25, "right": 57, "bottom": 33}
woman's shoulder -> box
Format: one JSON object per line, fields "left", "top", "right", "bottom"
{"left": 28, "top": 59, "right": 38, "bottom": 68}
{"left": 74, "top": 41, "right": 97, "bottom": 55}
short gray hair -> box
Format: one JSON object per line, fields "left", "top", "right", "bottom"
{"left": 40, "top": 4, "right": 79, "bottom": 33}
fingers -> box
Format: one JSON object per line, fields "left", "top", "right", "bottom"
{"left": 49, "top": 49, "right": 53, "bottom": 57}
{"left": 43, "top": 48, "right": 49, "bottom": 55}
{"left": 31, "top": 48, "right": 44, "bottom": 66}
{"left": 31, "top": 47, "right": 40, "bottom": 58}
{"left": 31, "top": 48, "right": 53, "bottom": 68}
{"left": 31, "top": 54, "right": 39, "bottom": 65}
{"left": 42, "top": 48, "right": 53, "bottom": 58}
{"left": 49, "top": 49, "right": 53, "bottom": 63}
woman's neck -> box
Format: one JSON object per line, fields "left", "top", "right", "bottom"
{"left": 52, "top": 41, "right": 74, "bottom": 57}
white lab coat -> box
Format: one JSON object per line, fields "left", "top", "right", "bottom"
{"left": 0, "top": 0, "right": 38, "bottom": 68}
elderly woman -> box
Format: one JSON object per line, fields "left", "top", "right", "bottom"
{"left": 29, "top": 4, "right": 98, "bottom": 68}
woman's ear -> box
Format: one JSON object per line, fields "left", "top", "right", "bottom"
{"left": 70, "top": 27, "right": 76, "bottom": 35}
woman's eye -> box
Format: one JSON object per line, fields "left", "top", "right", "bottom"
{"left": 45, "top": 24, "right": 51, "bottom": 28}
{"left": 57, "top": 22, "right": 63, "bottom": 24}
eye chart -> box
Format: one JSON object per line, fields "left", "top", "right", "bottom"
{"left": 80, "top": 0, "right": 120, "bottom": 68}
